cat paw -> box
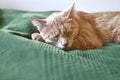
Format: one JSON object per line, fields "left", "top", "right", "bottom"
{"left": 31, "top": 33, "right": 44, "bottom": 42}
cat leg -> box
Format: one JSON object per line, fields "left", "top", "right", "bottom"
{"left": 31, "top": 33, "right": 44, "bottom": 42}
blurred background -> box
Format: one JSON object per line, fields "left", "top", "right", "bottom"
{"left": 0, "top": 0, "right": 120, "bottom": 12}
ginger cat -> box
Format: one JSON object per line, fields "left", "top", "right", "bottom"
{"left": 31, "top": 3, "right": 120, "bottom": 50}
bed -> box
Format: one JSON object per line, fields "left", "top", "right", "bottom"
{"left": 0, "top": 9, "right": 120, "bottom": 80}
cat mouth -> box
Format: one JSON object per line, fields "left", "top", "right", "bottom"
{"left": 47, "top": 42, "right": 71, "bottom": 50}
{"left": 60, "top": 46, "right": 71, "bottom": 50}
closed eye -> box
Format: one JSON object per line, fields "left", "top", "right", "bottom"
{"left": 55, "top": 34, "right": 59, "bottom": 38}
{"left": 51, "top": 34, "right": 59, "bottom": 41}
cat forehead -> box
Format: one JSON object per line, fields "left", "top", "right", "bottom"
{"left": 45, "top": 14, "right": 73, "bottom": 29}
{"left": 46, "top": 12, "right": 67, "bottom": 22}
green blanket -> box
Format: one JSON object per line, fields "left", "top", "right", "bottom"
{"left": 0, "top": 9, "right": 120, "bottom": 80}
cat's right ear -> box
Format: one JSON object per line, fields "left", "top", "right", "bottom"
{"left": 62, "top": 2, "right": 75, "bottom": 18}
{"left": 30, "top": 17, "right": 46, "bottom": 31}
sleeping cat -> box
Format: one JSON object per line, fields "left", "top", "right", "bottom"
{"left": 31, "top": 3, "right": 120, "bottom": 50}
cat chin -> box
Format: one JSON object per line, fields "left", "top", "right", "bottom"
{"left": 62, "top": 47, "right": 71, "bottom": 51}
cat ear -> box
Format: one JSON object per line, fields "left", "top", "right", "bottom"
{"left": 63, "top": 3, "right": 75, "bottom": 18}
{"left": 31, "top": 17, "right": 46, "bottom": 31}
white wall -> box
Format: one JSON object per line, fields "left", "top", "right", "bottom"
{"left": 0, "top": 0, "right": 120, "bottom": 12}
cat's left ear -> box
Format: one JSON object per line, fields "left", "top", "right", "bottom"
{"left": 31, "top": 17, "right": 46, "bottom": 31}
{"left": 63, "top": 3, "right": 75, "bottom": 18}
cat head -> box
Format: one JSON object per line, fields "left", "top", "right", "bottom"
{"left": 31, "top": 3, "right": 79, "bottom": 50}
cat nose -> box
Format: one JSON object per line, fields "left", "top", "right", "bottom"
{"left": 63, "top": 42, "right": 68, "bottom": 47}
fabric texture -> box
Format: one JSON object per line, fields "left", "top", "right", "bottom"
{"left": 0, "top": 9, "right": 120, "bottom": 80}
